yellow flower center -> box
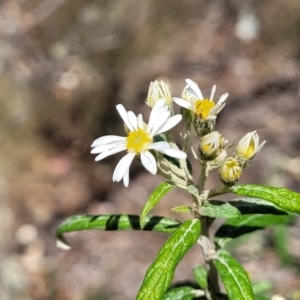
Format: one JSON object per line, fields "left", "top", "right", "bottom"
{"left": 225, "top": 161, "right": 242, "bottom": 179}
{"left": 126, "top": 129, "right": 152, "bottom": 153}
{"left": 195, "top": 99, "right": 215, "bottom": 120}
{"left": 244, "top": 142, "right": 255, "bottom": 159}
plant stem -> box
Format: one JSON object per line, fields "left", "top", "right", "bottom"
{"left": 208, "top": 184, "right": 230, "bottom": 198}
{"left": 197, "top": 160, "right": 207, "bottom": 193}
{"left": 182, "top": 121, "right": 191, "bottom": 153}
{"left": 196, "top": 159, "right": 221, "bottom": 297}
{"left": 200, "top": 217, "right": 220, "bottom": 297}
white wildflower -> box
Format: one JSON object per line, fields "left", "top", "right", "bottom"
{"left": 173, "top": 79, "right": 228, "bottom": 121}
{"left": 91, "top": 99, "right": 186, "bottom": 187}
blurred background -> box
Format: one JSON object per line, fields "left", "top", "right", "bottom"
{"left": 0, "top": 0, "right": 300, "bottom": 299}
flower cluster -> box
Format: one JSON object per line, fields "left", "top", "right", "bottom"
{"left": 91, "top": 78, "right": 265, "bottom": 188}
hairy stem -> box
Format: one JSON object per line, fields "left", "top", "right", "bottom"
{"left": 200, "top": 217, "right": 220, "bottom": 297}
{"left": 182, "top": 120, "right": 191, "bottom": 153}
{"left": 208, "top": 184, "right": 230, "bottom": 198}
{"left": 197, "top": 160, "right": 207, "bottom": 193}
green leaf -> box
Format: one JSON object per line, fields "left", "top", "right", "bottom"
{"left": 252, "top": 281, "right": 271, "bottom": 295}
{"left": 231, "top": 184, "right": 300, "bottom": 214}
{"left": 216, "top": 214, "right": 295, "bottom": 239}
{"left": 171, "top": 206, "right": 190, "bottom": 213}
{"left": 136, "top": 219, "right": 201, "bottom": 300}
{"left": 274, "top": 225, "right": 292, "bottom": 265}
{"left": 140, "top": 182, "right": 176, "bottom": 227}
{"left": 200, "top": 200, "right": 241, "bottom": 219}
{"left": 214, "top": 250, "right": 255, "bottom": 300}
{"left": 56, "top": 214, "right": 181, "bottom": 249}
{"left": 226, "top": 198, "right": 288, "bottom": 215}
{"left": 186, "top": 185, "right": 200, "bottom": 198}
{"left": 162, "top": 286, "right": 198, "bottom": 300}
{"left": 192, "top": 266, "right": 208, "bottom": 289}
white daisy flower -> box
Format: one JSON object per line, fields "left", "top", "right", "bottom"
{"left": 173, "top": 79, "right": 229, "bottom": 121}
{"left": 146, "top": 80, "right": 172, "bottom": 108}
{"left": 91, "top": 99, "right": 187, "bottom": 187}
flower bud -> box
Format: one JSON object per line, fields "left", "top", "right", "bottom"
{"left": 146, "top": 80, "right": 172, "bottom": 108}
{"left": 235, "top": 131, "right": 266, "bottom": 170}
{"left": 199, "top": 131, "right": 228, "bottom": 160}
{"left": 219, "top": 157, "right": 242, "bottom": 186}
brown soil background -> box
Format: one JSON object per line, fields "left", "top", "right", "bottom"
{"left": 0, "top": 0, "right": 300, "bottom": 299}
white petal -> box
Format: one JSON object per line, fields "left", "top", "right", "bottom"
{"left": 151, "top": 98, "right": 166, "bottom": 116}
{"left": 140, "top": 151, "right": 157, "bottom": 174}
{"left": 127, "top": 111, "right": 138, "bottom": 130}
{"left": 210, "top": 85, "right": 216, "bottom": 101}
{"left": 91, "top": 135, "right": 125, "bottom": 147}
{"left": 173, "top": 97, "right": 192, "bottom": 110}
{"left": 138, "top": 114, "right": 144, "bottom": 129}
{"left": 185, "top": 79, "right": 203, "bottom": 99}
{"left": 155, "top": 114, "right": 182, "bottom": 134}
{"left": 95, "top": 146, "right": 126, "bottom": 161}
{"left": 148, "top": 141, "right": 171, "bottom": 150}
{"left": 91, "top": 141, "right": 126, "bottom": 153}
{"left": 218, "top": 93, "right": 228, "bottom": 105}
{"left": 148, "top": 101, "right": 168, "bottom": 133}
{"left": 116, "top": 104, "right": 134, "bottom": 131}
{"left": 113, "top": 152, "right": 135, "bottom": 182}
{"left": 158, "top": 148, "right": 187, "bottom": 159}
{"left": 123, "top": 170, "right": 130, "bottom": 187}
{"left": 148, "top": 110, "right": 170, "bottom": 136}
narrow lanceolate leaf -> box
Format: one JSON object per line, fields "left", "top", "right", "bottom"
{"left": 231, "top": 184, "right": 300, "bottom": 214}
{"left": 163, "top": 286, "right": 199, "bottom": 300}
{"left": 56, "top": 214, "right": 181, "bottom": 249}
{"left": 252, "top": 281, "right": 272, "bottom": 295}
{"left": 214, "top": 250, "right": 255, "bottom": 300}
{"left": 171, "top": 206, "right": 191, "bottom": 213}
{"left": 140, "top": 182, "right": 176, "bottom": 227}
{"left": 200, "top": 200, "right": 241, "bottom": 219}
{"left": 136, "top": 219, "right": 201, "bottom": 300}
{"left": 226, "top": 198, "right": 288, "bottom": 215}
{"left": 216, "top": 214, "right": 295, "bottom": 238}
{"left": 192, "top": 266, "right": 208, "bottom": 289}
